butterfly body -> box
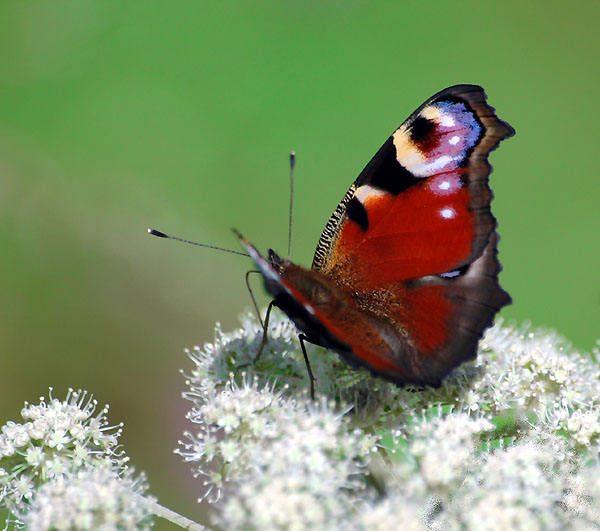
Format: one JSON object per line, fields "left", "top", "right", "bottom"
{"left": 238, "top": 85, "right": 513, "bottom": 386}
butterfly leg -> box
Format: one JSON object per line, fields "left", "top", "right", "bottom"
{"left": 298, "top": 334, "right": 316, "bottom": 400}
{"left": 253, "top": 300, "right": 274, "bottom": 363}
{"left": 245, "top": 269, "right": 273, "bottom": 362}
{"left": 245, "top": 270, "right": 264, "bottom": 328}
{"left": 237, "top": 272, "right": 272, "bottom": 369}
{"left": 236, "top": 300, "right": 273, "bottom": 371}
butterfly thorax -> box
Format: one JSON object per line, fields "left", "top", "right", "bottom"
{"left": 269, "top": 248, "right": 408, "bottom": 331}
{"left": 268, "top": 250, "right": 340, "bottom": 309}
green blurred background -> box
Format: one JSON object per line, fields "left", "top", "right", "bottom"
{"left": 1, "top": 0, "right": 598, "bottom": 527}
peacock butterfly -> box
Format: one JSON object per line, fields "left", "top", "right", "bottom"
{"left": 235, "top": 85, "right": 513, "bottom": 388}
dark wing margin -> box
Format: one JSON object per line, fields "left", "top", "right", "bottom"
{"left": 400, "top": 232, "right": 511, "bottom": 385}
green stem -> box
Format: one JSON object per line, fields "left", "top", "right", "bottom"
{"left": 137, "top": 495, "right": 208, "bottom": 530}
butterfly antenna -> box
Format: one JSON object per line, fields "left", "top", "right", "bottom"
{"left": 147, "top": 228, "right": 249, "bottom": 257}
{"left": 287, "top": 151, "right": 296, "bottom": 261}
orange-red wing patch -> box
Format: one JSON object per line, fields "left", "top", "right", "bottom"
{"left": 335, "top": 171, "right": 474, "bottom": 288}
{"left": 313, "top": 85, "right": 513, "bottom": 294}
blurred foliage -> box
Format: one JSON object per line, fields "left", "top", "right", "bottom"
{"left": 0, "top": 0, "right": 598, "bottom": 528}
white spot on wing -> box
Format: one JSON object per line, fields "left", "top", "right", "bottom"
{"left": 440, "top": 113, "right": 455, "bottom": 127}
{"left": 428, "top": 174, "right": 462, "bottom": 196}
{"left": 449, "top": 135, "right": 461, "bottom": 145}
{"left": 440, "top": 270, "right": 461, "bottom": 278}
{"left": 440, "top": 207, "right": 455, "bottom": 219}
{"left": 354, "top": 184, "right": 386, "bottom": 204}
{"left": 423, "top": 155, "right": 454, "bottom": 174}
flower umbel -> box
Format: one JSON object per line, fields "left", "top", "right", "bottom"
{"left": 179, "top": 309, "right": 600, "bottom": 530}
{"left": 23, "top": 466, "right": 152, "bottom": 530}
{"left": 0, "top": 388, "right": 153, "bottom": 529}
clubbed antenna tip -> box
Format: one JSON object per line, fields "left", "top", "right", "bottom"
{"left": 148, "top": 228, "right": 168, "bottom": 238}
{"left": 147, "top": 227, "right": 249, "bottom": 257}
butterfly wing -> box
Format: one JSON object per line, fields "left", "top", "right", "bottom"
{"left": 313, "top": 85, "right": 513, "bottom": 281}
{"left": 311, "top": 85, "right": 513, "bottom": 384}
{"left": 243, "top": 86, "right": 513, "bottom": 386}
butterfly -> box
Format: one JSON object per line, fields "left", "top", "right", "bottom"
{"left": 238, "top": 85, "right": 513, "bottom": 389}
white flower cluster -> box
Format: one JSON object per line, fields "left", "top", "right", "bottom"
{"left": 23, "top": 467, "right": 151, "bottom": 530}
{"left": 180, "top": 310, "right": 600, "bottom": 530}
{"left": 178, "top": 372, "right": 379, "bottom": 529}
{"left": 408, "top": 413, "right": 495, "bottom": 489}
{"left": 0, "top": 388, "right": 152, "bottom": 529}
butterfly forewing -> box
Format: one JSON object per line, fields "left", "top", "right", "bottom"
{"left": 312, "top": 84, "right": 513, "bottom": 283}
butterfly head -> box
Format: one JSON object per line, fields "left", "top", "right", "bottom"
{"left": 233, "top": 229, "right": 289, "bottom": 281}
{"left": 267, "top": 249, "right": 287, "bottom": 274}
